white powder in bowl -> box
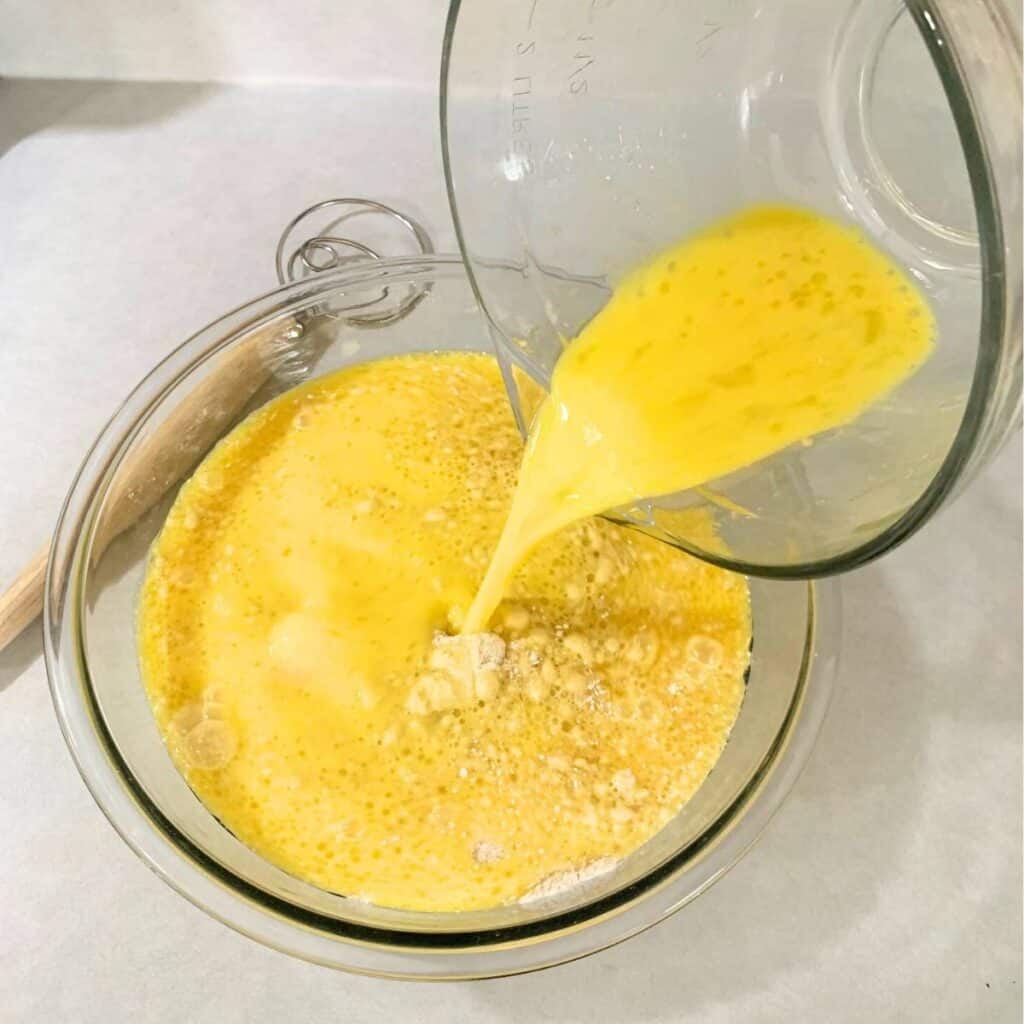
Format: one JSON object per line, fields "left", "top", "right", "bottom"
{"left": 518, "top": 857, "right": 618, "bottom": 904}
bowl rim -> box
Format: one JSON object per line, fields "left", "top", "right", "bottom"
{"left": 44, "top": 258, "right": 841, "bottom": 978}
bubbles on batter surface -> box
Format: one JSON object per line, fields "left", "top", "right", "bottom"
{"left": 171, "top": 689, "right": 237, "bottom": 770}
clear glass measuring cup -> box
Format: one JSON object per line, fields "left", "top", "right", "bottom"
{"left": 441, "top": 0, "right": 1022, "bottom": 577}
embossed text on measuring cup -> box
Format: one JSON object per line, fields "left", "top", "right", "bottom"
{"left": 508, "top": 33, "right": 534, "bottom": 180}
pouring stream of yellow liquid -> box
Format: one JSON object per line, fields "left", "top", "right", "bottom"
{"left": 463, "top": 205, "right": 934, "bottom": 632}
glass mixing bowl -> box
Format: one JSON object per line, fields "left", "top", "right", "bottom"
{"left": 45, "top": 256, "right": 839, "bottom": 978}
{"left": 441, "top": 0, "right": 1022, "bottom": 578}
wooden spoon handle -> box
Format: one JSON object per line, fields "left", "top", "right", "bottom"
{"left": 0, "top": 545, "right": 47, "bottom": 651}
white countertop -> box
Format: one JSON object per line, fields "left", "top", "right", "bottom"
{"left": 0, "top": 79, "right": 1020, "bottom": 1023}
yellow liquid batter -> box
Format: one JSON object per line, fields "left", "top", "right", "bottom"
{"left": 139, "top": 354, "right": 750, "bottom": 911}
{"left": 464, "top": 205, "right": 934, "bottom": 632}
